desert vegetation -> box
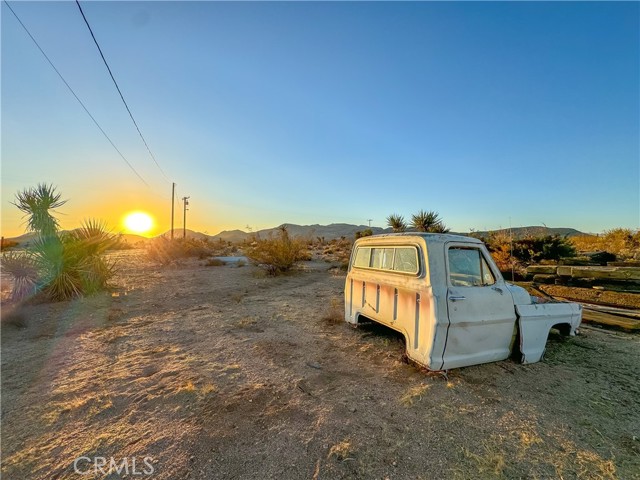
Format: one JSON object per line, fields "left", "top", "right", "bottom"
{"left": 1, "top": 184, "right": 116, "bottom": 301}
{"left": 571, "top": 228, "right": 640, "bottom": 261}
{"left": 386, "top": 209, "right": 449, "bottom": 233}
{"left": 478, "top": 228, "right": 640, "bottom": 276}
{"left": 479, "top": 232, "right": 577, "bottom": 273}
{"left": 245, "top": 225, "right": 309, "bottom": 275}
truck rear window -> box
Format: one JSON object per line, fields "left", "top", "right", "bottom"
{"left": 352, "top": 246, "right": 419, "bottom": 274}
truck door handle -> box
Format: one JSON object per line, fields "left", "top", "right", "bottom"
{"left": 492, "top": 286, "right": 504, "bottom": 294}
{"left": 449, "top": 296, "right": 466, "bottom": 302}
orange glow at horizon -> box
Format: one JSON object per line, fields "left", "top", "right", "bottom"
{"left": 123, "top": 211, "right": 154, "bottom": 236}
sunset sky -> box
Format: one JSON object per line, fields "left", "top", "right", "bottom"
{"left": 2, "top": 1, "right": 638, "bottom": 238}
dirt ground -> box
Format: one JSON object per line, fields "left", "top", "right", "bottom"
{"left": 1, "top": 250, "right": 639, "bottom": 479}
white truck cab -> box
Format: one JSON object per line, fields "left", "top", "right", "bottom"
{"left": 344, "top": 233, "right": 582, "bottom": 370}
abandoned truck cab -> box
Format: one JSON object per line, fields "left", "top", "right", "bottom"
{"left": 344, "top": 233, "right": 582, "bottom": 370}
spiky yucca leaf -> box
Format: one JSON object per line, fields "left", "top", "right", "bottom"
{"left": 386, "top": 214, "right": 407, "bottom": 233}
{"left": 410, "top": 210, "right": 449, "bottom": 233}
{"left": 1, "top": 252, "right": 38, "bottom": 300}
{"left": 13, "top": 184, "right": 66, "bottom": 237}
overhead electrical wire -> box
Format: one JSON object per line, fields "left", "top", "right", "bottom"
{"left": 75, "top": 0, "right": 171, "bottom": 183}
{"left": 3, "top": 0, "right": 150, "bottom": 187}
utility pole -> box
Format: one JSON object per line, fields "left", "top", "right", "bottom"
{"left": 367, "top": 219, "right": 373, "bottom": 227}
{"left": 171, "top": 183, "right": 176, "bottom": 239}
{"left": 182, "top": 196, "right": 190, "bottom": 239}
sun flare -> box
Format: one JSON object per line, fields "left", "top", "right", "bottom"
{"left": 123, "top": 211, "right": 154, "bottom": 235}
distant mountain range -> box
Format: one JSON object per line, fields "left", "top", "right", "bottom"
{"left": 4, "top": 224, "right": 587, "bottom": 246}
{"left": 470, "top": 226, "right": 585, "bottom": 240}
{"left": 158, "top": 224, "right": 586, "bottom": 243}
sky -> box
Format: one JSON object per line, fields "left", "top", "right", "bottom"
{"left": 2, "top": 1, "right": 639, "bottom": 238}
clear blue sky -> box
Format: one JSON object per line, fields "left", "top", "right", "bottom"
{"left": 2, "top": 1, "right": 638, "bottom": 236}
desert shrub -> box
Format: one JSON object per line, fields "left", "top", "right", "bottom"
{"left": 146, "top": 237, "right": 214, "bottom": 265}
{"left": 355, "top": 229, "right": 373, "bottom": 239}
{"left": 485, "top": 231, "right": 516, "bottom": 272}
{"left": 571, "top": 228, "right": 640, "bottom": 260}
{"left": 1, "top": 239, "right": 19, "bottom": 251}
{"left": 322, "top": 298, "right": 344, "bottom": 324}
{"left": 485, "top": 233, "right": 576, "bottom": 270}
{"left": 246, "top": 226, "right": 308, "bottom": 275}
{"left": 513, "top": 235, "right": 576, "bottom": 263}
{"left": 4, "top": 185, "right": 116, "bottom": 301}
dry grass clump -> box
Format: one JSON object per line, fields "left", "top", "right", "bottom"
{"left": 327, "top": 439, "right": 353, "bottom": 461}
{"left": 400, "top": 383, "right": 431, "bottom": 406}
{"left": 146, "top": 237, "right": 214, "bottom": 265}
{"left": 245, "top": 226, "right": 309, "bottom": 275}
{"left": 462, "top": 443, "right": 506, "bottom": 478}
{"left": 322, "top": 297, "right": 344, "bottom": 324}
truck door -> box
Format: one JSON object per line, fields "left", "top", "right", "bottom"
{"left": 442, "top": 243, "right": 516, "bottom": 369}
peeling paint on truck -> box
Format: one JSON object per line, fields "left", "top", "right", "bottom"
{"left": 344, "top": 233, "right": 582, "bottom": 370}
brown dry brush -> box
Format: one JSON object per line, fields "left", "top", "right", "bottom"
{"left": 146, "top": 237, "right": 217, "bottom": 265}
{"left": 245, "top": 226, "right": 309, "bottom": 275}
{"left": 571, "top": 228, "right": 640, "bottom": 260}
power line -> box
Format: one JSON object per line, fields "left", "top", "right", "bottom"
{"left": 75, "top": 0, "right": 171, "bottom": 183}
{"left": 3, "top": 0, "right": 150, "bottom": 187}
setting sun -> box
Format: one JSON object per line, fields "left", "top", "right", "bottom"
{"left": 123, "top": 211, "right": 154, "bottom": 235}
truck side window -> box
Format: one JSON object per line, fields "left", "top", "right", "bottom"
{"left": 393, "top": 247, "right": 418, "bottom": 274}
{"left": 354, "top": 247, "right": 371, "bottom": 268}
{"left": 448, "top": 247, "right": 495, "bottom": 287}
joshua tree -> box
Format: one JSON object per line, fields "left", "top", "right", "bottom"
{"left": 386, "top": 214, "right": 407, "bottom": 233}
{"left": 410, "top": 210, "right": 449, "bottom": 233}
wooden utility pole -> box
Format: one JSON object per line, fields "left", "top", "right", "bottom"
{"left": 171, "top": 183, "right": 176, "bottom": 239}
{"left": 182, "top": 196, "right": 190, "bottom": 239}
{"left": 367, "top": 219, "right": 373, "bottom": 227}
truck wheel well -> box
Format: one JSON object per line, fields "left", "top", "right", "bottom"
{"left": 552, "top": 323, "right": 572, "bottom": 336}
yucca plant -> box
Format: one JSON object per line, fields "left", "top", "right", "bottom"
{"left": 386, "top": 214, "right": 407, "bottom": 233}
{"left": 6, "top": 185, "right": 116, "bottom": 301}
{"left": 410, "top": 210, "right": 449, "bottom": 233}
{"left": 1, "top": 252, "right": 38, "bottom": 301}
{"left": 13, "top": 183, "right": 66, "bottom": 238}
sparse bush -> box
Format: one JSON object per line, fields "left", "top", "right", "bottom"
{"left": 246, "top": 226, "right": 308, "bottom": 275}
{"left": 571, "top": 228, "right": 640, "bottom": 260}
{"left": 485, "top": 231, "right": 517, "bottom": 273}
{"left": 322, "top": 298, "right": 344, "bottom": 324}
{"left": 1, "top": 239, "right": 19, "bottom": 251}
{"left": 146, "top": 237, "right": 214, "bottom": 265}
{"left": 355, "top": 229, "right": 373, "bottom": 239}
{"left": 484, "top": 232, "right": 576, "bottom": 270}
{"left": 4, "top": 185, "right": 116, "bottom": 301}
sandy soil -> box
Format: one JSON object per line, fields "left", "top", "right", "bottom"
{"left": 1, "top": 250, "right": 639, "bottom": 479}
